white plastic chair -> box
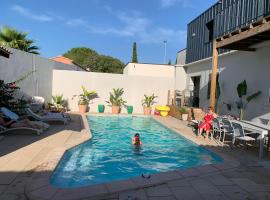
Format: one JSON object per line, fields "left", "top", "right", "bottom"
{"left": 231, "top": 121, "right": 256, "bottom": 145}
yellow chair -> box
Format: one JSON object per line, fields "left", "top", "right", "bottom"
{"left": 155, "top": 105, "right": 170, "bottom": 117}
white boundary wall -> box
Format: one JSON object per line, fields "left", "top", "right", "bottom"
{"left": 52, "top": 70, "right": 175, "bottom": 113}
{"left": 124, "top": 63, "right": 175, "bottom": 78}
{"left": 0, "top": 48, "right": 84, "bottom": 101}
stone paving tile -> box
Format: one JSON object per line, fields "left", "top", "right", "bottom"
{"left": 213, "top": 163, "right": 236, "bottom": 171}
{"left": 51, "top": 184, "right": 109, "bottom": 200}
{"left": 0, "top": 185, "right": 8, "bottom": 195}
{"left": 25, "top": 177, "right": 49, "bottom": 192}
{"left": 207, "top": 174, "right": 234, "bottom": 186}
{"left": 145, "top": 184, "right": 173, "bottom": 197}
{"left": 88, "top": 193, "right": 119, "bottom": 200}
{"left": 263, "top": 184, "right": 270, "bottom": 192}
{"left": 201, "top": 193, "right": 230, "bottom": 200}
{"left": 119, "top": 189, "right": 147, "bottom": 200}
{"left": 234, "top": 169, "right": 270, "bottom": 184}
{"left": 178, "top": 168, "right": 200, "bottom": 177}
{"left": 190, "top": 179, "right": 222, "bottom": 195}
{"left": 230, "top": 178, "right": 268, "bottom": 192}
{"left": 217, "top": 185, "right": 254, "bottom": 200}
{"left": 167, "top": 179, "right": 191, "bottom": 188}
{"left": 4, "top": 177, "right": 29, "bottom": 195}
{"left": 221, "top": 170, "right": 243, "bottom": 179}
{"left": 148, "top": 196, "right": 176, "bottom": 200}
{"left": 252, "top": 191, "right": 270, "bottom": 200}
{"left": 28, "top": 184, "right": 59, "bottom": 200}
{"left": 154, "top": 170, "right": 183, "bottom": 182}
{"left": 106, "top": 179, "right": 137, "bottom": 193}
{"left": 170, "top": 186, "right": 202, "bottom": 200}
{"left": 0, "top": 193, "right": 23, "bottom": 200}
{"left": 196, "top": 164, "right": 219, "bottom": 174}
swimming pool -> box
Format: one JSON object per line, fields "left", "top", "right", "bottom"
{"left": 50, "top": 116, "right": 222, "bottom": 188}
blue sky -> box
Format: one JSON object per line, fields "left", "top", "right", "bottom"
{"left": 1, "top": 0, "right": 216, "bottom": 64}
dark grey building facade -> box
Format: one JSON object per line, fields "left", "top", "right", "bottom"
{"left": 186, "top": 0, "right": 270, "bottom": 64}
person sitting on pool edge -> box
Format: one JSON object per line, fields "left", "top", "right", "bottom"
{"left": 132, "top": 133, "right": 142, "bottom": 145}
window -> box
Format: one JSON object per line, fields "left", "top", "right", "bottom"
{"left": 205, "top": 20, "right": 214, "bottom": 43}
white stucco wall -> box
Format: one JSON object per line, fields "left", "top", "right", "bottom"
{"left": 175, "top": 66, "right": 187, "bottom": 91}
{"left": 185, "top": 41, "right": 270, "bottom": 120}
{"left": 176, "top": 49, "right": 186, "bottom": 65}
{"left": 123, "top": 63, "right": 175, "bottom": 78}
{"left": 0, "top": 48, "right": 84, "bottom": 101}
{"left": 52, "top": 70, "right": 175, "bottom": 113}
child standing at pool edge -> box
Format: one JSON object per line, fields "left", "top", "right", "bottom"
{"left": 132, "top": 133, "right": 142, "bottom": 145}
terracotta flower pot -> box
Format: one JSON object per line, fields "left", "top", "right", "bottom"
{"left": 78, "top": 104, "right": 88, "bottom": 113}
{"left": 112, "top": 106, "right": 120, "bottom": 114}
{"left": 144, "top": 107, "right": 152, "bottom": 115}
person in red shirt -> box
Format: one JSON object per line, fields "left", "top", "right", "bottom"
{"left": 198, "top": 107, "right": 217, "bottom": 140}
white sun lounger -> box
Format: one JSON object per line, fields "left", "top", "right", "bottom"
{"left": 25, "top": 108, "right": 68, "bottom": 125}
{"left": 0, "top": 125, "right": 42, "bottom": 135}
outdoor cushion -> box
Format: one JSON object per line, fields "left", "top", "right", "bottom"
{"left": 0, "top": 107, "right": 19, "bottom": 120}
{"left": 237, "top": 136, "right": 255, "bottom": 141}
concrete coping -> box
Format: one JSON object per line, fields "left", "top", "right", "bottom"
{"left": 25, "top": 114, "right": 240, "bottom": 200}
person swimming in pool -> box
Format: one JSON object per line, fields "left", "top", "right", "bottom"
{"left": 132, "top": 133, "right": 142, "bottom": 146}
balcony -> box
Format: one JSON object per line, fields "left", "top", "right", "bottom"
{"left": 214, "top": 0, "right": 270, "bottom": 51}
{"left": 215, "top": 0, "right": 270, "bottom": 39}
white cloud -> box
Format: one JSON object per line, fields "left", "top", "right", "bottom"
{"left": 139, "top": 28, "right": 187, "bottom": 44}
{"left": 66, "top": 18, "right": 88, "bottom": 27}
{"left": 160, "top": 0, "right": 193, "bottom": 8}
{"left": 11, "top": 5, "right": 53, "bottom": 22}
{"left": 64, "top": 8, "right": 186, "bottom": 45}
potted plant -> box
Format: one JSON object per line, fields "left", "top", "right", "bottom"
{"left": 179, "top": 107, "right": 188, "bottom": 121}
{"left": 98, "top": 104, "right": 105, "bottom": 113}
{"left": 76, "top": 86, "right": 97, "bottom": 113}
{"left": 106, "top": 88, "right": 126, "bottom": 114}
{"left": 142, "top": 94, "right": 158, "bottom": 115}
{"left": 51, "top": 94, "right": 66, "bottom": 112}
{"left": 235, "top": 80, "right": 261, "bottom": 120}
{"left": 127, "top": 105, "right": 133, "bottom": 114}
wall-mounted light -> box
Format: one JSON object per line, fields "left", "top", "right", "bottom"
{"left": 192, "top": 33, "right": 196, "bottom": 37}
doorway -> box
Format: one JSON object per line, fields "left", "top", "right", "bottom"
{"left": 190, "top": 76, "right": 201, "bottom": 107}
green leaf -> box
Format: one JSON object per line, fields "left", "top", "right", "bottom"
{"left": 246, "top": 91, "right": 261, "bottom": 102}
{"left": 0, "top": 26, "right": 40, "bottom": 54}
{"left": 107, "top": 88, "right": 126, "bottom": 107}
{"left": 237, "top": 80, "right": 247, "bottom": 98}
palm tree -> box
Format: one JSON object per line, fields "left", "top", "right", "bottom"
{"left": 0, "top": 26, "right": 40, "bottom": 54}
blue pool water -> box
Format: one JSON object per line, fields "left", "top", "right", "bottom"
{"left": 50, "top": 116, "right": 222, "bottom": 188}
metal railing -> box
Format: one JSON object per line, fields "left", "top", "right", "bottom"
{"left": 214, "top": 0, "right": 270, "bottom": 38}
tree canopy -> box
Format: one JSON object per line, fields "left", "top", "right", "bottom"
{"left": 64, "top": 47, "right": 124, "bottom": 74}
{"left": 0, "top": 26, "right": 40, "bottom": 54}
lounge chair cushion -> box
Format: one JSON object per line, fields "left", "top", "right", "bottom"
{"left": 0, "top": 107, "right": 19, "bottom": 120}
{"left": 237, "top": 136, "right": 255, "bottom": 141}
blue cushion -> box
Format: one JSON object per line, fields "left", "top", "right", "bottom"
{"left": 0, "top": 107, "right": 19, "bottom": 120}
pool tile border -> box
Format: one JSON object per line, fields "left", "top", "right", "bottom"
{"left": 26, "top": 114, "right": 240, "bottom": 200}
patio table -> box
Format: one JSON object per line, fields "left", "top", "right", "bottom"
{"left": 231, "top": 120, "right": 269, "bottom": 159}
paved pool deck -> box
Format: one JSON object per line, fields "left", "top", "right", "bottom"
{"left": 0, "top": 114, "right": 270, "bottom": 200}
